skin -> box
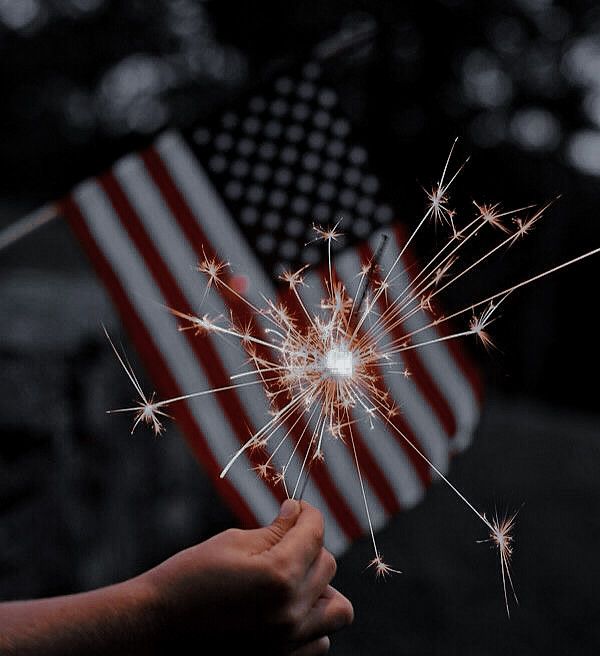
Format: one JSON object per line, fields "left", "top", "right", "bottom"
{"left": 0, "top": 500, "right": 353, "bottom": 655}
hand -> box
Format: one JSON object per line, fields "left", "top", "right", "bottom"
{"left": 145, "top": 500, "right": 353, "bottom": 654}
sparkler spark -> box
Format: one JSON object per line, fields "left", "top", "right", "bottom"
{"left": 478, "top": 510, "right": 520, "bottom": 617}
{"left": 368, "top": 554, "right": 402, "bottom": 579}
{"left": 105, "top": 144, "right": 600, "bottom": 615}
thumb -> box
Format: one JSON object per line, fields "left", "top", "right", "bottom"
{"left": 256, "top": 499, "right": 301, "bottom": 550}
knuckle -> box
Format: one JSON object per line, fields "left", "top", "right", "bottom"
{"left": 301, "top": 636, "right": 331, "bottom": 656}
{"left": 339, "top": 597, "right": 354, "bottom": 625}
{"left": 277, "top": 603, "right": 303, "bottom": 633}
{"left": 314, "top": 521, "right": 325, "bottom": 546}
{"left": 267, "top": 521, "right": 287, "bottom": 543}
{"left": 309, "top": 518, "right": 325, "bottom": 550}
{"left": 287, "top": 603, "right": 304, "bottom": 627}
{"left": 324, "top": 549, "right": 337, "bottom": 579}
{"left": 272, "top": 550, "right": 303, "bottom": 586}
{"left": 268, "top": 564, "right": 296, "bottom": 600}
{"left": 302, "top": 502, "right": 325, "bottom": 536}
{"left": 222, "top": 527, "right": 243, "bottom": 542}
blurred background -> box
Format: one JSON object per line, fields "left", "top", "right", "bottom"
{"left": 1, "top": 0, "right": 599, "bottom": 653}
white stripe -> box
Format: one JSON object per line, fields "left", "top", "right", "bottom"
{"left": 113, "top": 155, "right": 277, "bottom": 438}
{"left": 155, "top": 132, "right": 352, "bottom": 552}
{"left": 157, "top": 129, "right": 428, "bottom": 510}
{"left": 335, "top": 247, "right": 450, "bottom": 472}
{"left": 282, "top": 267, "right": 389, "bottom": 531}
{"left": 157, "top": 130, "right": 478, "bottom": 451}
{"left": 376, "top": 229, "right": 479, "bottom": 449}
{"left": 147, "top": 131, "right": 476, "bottom": 533}
{"left": 73, "top": 178, "right": 279, "bottom": 527}
{"left": 113, "top": 154, "right": 348, "bottom": 554}
{"left": 156, "top": 131, "right": 275, "bottom": 305}
{"left": 303, "top": 268, "right": 424, "bottom": 510}
{"left": 156, "top": 131, "right": 479, "bottom": 445}
{"left": 294, "top": 273, "right": 390, "bottom": 532}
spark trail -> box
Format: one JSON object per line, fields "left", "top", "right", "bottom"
{"left": 106, "top": 144, "right": 600, "bottom": 615}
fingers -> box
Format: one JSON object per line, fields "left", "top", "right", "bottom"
{"left": 293, "top": 585, "right": 354, "bottom": 644}
{"left": 249, "top": 501, "right": 325, "bottom": 574}
{"left": 274, "top": 501, "right": 324, "bottom": 570}
{"left": 269, "top": 499, "right": 302, "bottom": 542}
{"left": 301, "top": 548, "right": 337, "bottom": 610}
{"left": 246, "top": 499, "right": 302, "bottom": 553}
{"left": 290, "top": 636, "right": 330, "bottom": 656}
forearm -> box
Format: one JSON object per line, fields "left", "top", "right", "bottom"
{"left": 0, "top": 575, "right": 162, "bottom": 656}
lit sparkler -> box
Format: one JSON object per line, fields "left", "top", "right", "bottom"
{"left": 106, "top": 142, "right": 600, "bottom": 614}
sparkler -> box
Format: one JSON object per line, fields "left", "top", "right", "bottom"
{"left": 106, "top": 140, "right": 600, "bottom": 613}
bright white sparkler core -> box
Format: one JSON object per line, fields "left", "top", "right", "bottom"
{"left": 325, "top": 346, "right": 354, "bottom": 378}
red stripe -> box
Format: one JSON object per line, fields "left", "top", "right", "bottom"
{"left": 140, "top": 146, "right": 362, "bottom": 540}
{"left": 97, "top": 170, "right": 286, "bottom": 508}
{"left": 393, "top": 224, "right": 483, "bottom": 404}
{"left": 311, "top": 266, "right": 402, "bottom": 514}
{"left": 60, "top": 194, "right": 258, "bottom": 528}
{"left": 277, "top": 288, "right": 386, "bottom": 537}
{"left": 357, "top": 241, "right": 457, "bottom": 438}
{"left": 324, "top": 262, "right": 431, "bottom": 487}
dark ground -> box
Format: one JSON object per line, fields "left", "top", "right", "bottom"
{"left": 335, "top": 397, "right": 600, "bottom": 655}
{"left": 1, "top": 1, "right": 600, "bottom": 654}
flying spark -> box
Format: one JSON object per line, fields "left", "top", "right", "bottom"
{"left": 106, "top": 144, "right": 600, "bottom": 615}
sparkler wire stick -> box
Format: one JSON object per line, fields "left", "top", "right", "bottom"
{"left": 354, "top": 233, "right": 389, "bottom": 317}
{"left": 297, "top": 233, "right": 389, "bottom": 502}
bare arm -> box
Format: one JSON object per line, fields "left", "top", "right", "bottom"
{"left": 0, "top": 500, "right": 353, "bottom": 655}
{"left": 0, "top": 576, "right": 159, "bottom": 655}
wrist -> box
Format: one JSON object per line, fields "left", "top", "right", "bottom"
{"left": 124, "top": 572, "right": 167, "bottom": 650}
{"left": 140, "top": 548, "right": 215, "bottom": 647}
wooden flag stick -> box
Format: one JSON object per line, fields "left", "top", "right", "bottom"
{"left": 0, "top": 202, "right": 61, "bottom": 253}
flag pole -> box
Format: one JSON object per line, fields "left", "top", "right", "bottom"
{"left": 0, "top": 202, "right": 61, "bottom": 253}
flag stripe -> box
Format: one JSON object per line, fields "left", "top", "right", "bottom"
{"left": 63, "top": 123, "right": 482, "bottom": 552}
{"left": 60, "top": 194, "right": 262, "bottom": 528}
{"left": 326, "top": 261, "right": 434, "bottom": 485}
{"left": 331, "top": 251, "right": 447, "bottom": 478}
{"left": 383, "top": 226, "right": 480, "bottom": 448}
{"left": 142, "top": 142, "right": 362, "bottom": 544}
{"left": 393, "top": 223, "right": 483, "bottom": 402}
{"left": 356, "top": 241, "right": 458, "bottom": 439}
{"left": 155, "top": 132, "right": 275, "bottom": 298}
{"left": 72, "top": 180, "right": 282, "bottom": 525}
{"left": 116, "top": 148, "right": 352, "bottom": 550}
{"left": 97, "top": 170, "right": 287, "bottom": 501}
{"left": 300, "top": 268, "right": 425, "bottom": 509}
{"left": 279, "top": 277, "right": 394, "bottom": 526}
{"left": 354, "top": 245, "right": 454, "bottom": 470}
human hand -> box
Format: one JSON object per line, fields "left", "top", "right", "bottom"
{"left": 144, "top": 500, "right": 353, "bottom": 654}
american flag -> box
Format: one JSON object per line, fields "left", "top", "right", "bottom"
{"left": 59, "top": 59, "right": 481, "bottom": 554}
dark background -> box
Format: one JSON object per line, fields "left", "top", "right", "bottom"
{"left": 1, "top": 1, "right": 599, "bottom": 654}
